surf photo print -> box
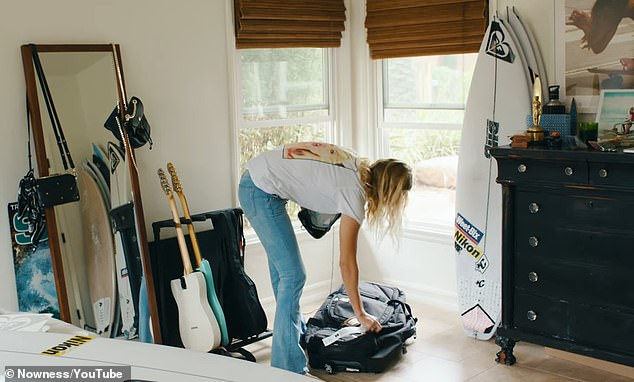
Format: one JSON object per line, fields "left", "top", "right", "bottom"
{"left": 563, "top": 0, "right": 634, "bottom": 113}
{"left": 596, "top": 89, "right": 634, "bottom": 137}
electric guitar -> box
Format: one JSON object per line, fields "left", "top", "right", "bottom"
{"left": 157, "top": 169, "right": 221, "bottom": 352}
{"left": 167, "top": 163, "right": 230, "bottom": 347}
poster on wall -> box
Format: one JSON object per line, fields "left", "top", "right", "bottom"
{"left": 563, "top": 0, "right": 634, "bottom": 114}
{"left": 7, "top": 202, "right": 60, "bottom": 319}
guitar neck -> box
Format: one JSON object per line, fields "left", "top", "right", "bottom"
{"left": 176, "top": 192, "right": 203, "bottom": 268}
{"left": 167, "top": 194, "right": 193, "bottom": 275}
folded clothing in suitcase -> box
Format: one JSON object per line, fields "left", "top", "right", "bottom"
{"left": 304, "top": 281, "right": 417, "bottom": 374}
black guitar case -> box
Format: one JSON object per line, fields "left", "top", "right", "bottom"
{"left": 150, "top": 208, "right": 268, "bottom": 348}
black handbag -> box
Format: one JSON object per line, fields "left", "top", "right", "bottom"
{"left": 298, "top": 207, "right": 341, "bottom": 239}
{"left": 104, "top": 96, "right": 152, "bottom": 149}
{"left": 26, "top": 45, "right": 80, "bottom": 209}
{"left": 104, "top": 44, "right": 152, "bottom": 149}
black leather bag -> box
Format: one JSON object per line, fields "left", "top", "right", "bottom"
{"left": 298, "top": 207, "right": 341, "bottom": 239}
{"left": 35, "top": 173, "right": 80, "bottom": 207}
{"left": 104, "top": 96, "right": 152, "bottom": 149}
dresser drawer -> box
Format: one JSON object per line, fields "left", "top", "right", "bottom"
{"left": 513, "top": 227, "right": 634, "bottom": 269}
{"left": 514, "top": 256, "right": 634, "bottom": 309}
{"left": 514, "top": 190, "right": 632, "bottom": 232}
{"left": 498, "top": 158, "right": 587, "bottom": 184}
{"left": 514, "top": 292, "right": 634, "bottom": 356}
{"left": 589, "top": 161, "right": 634, "bottom": 188}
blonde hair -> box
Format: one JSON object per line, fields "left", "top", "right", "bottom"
{"left": 359, "top": 158, "right": 413, "bottom": 240}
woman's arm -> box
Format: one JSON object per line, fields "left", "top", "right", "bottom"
{"left": 339, "top": 215, "right": 382, "bottom": 333}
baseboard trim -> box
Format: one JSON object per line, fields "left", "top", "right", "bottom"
{"left": 260, "top": 280, "right": 334, "bottom": 316}
{"left": 260, "top": 279, "right": 458, "bottom": 318}
{"left": 382, "top": 278, "right": 458, "bottom": 311}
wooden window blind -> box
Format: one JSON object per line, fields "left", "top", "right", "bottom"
{"left": 365, "top": 0, "right": 488, "bottom": 59}
{"left": 234, "top": 0, "right": 346, "bottom": 49}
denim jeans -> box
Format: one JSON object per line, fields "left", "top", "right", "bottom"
{"left": 238, "top": 171, "right": 308, "bottom": 374}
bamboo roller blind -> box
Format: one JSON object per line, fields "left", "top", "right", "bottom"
{"left": 234, "top": 0, "right": 346, "bottom": 49}
{"left": 366, "top": 0, "right": 488, "bottom": 59}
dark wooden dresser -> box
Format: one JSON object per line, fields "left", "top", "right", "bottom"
{"left": 490, "top": 146, "right": 634, "bottom": 368}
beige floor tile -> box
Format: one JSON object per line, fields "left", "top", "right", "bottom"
{"left": 466, "top": 363, "right": 577, "bottom": 381}
{"left": 512, "top": 343, "right": 633, "bottom": 382}
{"left": 406, "top": 324, "right": 498, "bottom": 363}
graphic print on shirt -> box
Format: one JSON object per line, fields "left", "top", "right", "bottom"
{"left": 282, "top": 142, "right": 358, "bottom": 171}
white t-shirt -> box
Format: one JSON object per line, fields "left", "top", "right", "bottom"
{"left": 247, "top": 142, "right": 366, "bottom": 224}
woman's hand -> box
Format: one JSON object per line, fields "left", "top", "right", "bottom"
{"left": 358, "top": 312, "right": 382, "bottom": 333}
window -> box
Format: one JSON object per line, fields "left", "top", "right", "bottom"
{"left": 377, "top": 54, "right": 477, "bottom": 231}
{"left": 237, "top": 48, "right": 334, "bottom": 173}
{"left": 236, "top": 47, "right": 335, "bottom": 220}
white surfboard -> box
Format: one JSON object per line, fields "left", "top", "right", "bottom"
{"left": 498, "top": 17, "right": 532, "bottom": 101}
{"left": 511, "top": 6, "right": 549, "bottom": 101}
{"left": 108, "top": 142, "right": 137, "bottom": 339}
{"left": 505, "top": 6, "right": 548, "bottom": 101}
{"left": 455, "top": 18, "right": 531, "bottom": 340}
{"left": 0, "top": 331, "right": 311, "bottom": 381}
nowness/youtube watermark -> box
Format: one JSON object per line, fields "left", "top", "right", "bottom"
{"left": 4, "top": 366, "right": 131, "bottom": 381}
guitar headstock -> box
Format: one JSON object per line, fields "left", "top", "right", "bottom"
{"left": 157, "top": 168, "right": 172, "bottom": 196}
{"left": 167, "top": 162, "right": 182, "bottom": 193}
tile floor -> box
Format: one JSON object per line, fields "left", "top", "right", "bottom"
{"left": 245, "top": 301, "right": 633, "bottom": 382}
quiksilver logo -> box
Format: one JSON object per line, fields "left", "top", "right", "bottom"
{"left": 486, "top": 21, "right": 514, "bottom": 64}
{"left": 41, "top": 335, "right": 94, "bottom": 356}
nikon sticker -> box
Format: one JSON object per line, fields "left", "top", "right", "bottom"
{"left": 454, "top": 213, "right": 484, "bottom": 260}
{"left": 454, "top": 229, "right": 484, "bottom": 260}
{"left": 41, "top": 335, "right": 94, "bottom": 356}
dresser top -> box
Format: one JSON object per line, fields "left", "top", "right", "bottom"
{"left": 490, "top": 146, "right": 634, "bottom": 164}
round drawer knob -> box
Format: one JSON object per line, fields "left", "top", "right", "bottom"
{"left": 599, "top": 169, "right": 608, "bottom": 178}
{"left": 527, "top": 310, "right": 537, "bottom": 321}
{"left": 517, "top": 164, "right": 527, "bottom": 173}
{"left": 528, "top": 203, "right": 540, "bottom": 214}
{"left": 528, "top": 272, "right": 539, "bottom": 282}
{"left": 564, "top": 166, "right": 574, "bottom": 176}
{"left": 528, "top": 236, "right": 539, "bottom": 247}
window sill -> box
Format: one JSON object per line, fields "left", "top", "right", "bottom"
{"left": 245, "top": 219, "right": 453, "bottom": 246}
{"left": 402, "top": 221, "right": 453, "bottom": 244}
{"left": 243, "top": 222, "right": 331, "bottom": 246}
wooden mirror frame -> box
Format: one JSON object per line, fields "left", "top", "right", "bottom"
{"left": 20, "top": 43, "right": 162, "bottom": 343}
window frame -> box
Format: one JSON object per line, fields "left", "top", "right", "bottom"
{"left": 232, "top": 47, "right": 339, "bottom": 238}
{"left": 375, "top": 54, "right": 475, "bottom": 234}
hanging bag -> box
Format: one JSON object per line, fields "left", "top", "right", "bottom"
{"left": 27, "top": 44, "right": 80, "bottom": 208}
{"left": 103, "top": 45, "right": 152, "bottom": 149}
{"left": 298, "top": 207, "right": 341, "bottom": 239}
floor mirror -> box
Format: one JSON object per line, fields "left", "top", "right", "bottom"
{"left": 20, "top": 44, "right": 161, "bottom": 343}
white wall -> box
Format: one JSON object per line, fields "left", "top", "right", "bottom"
{"left": 0, "top": 0, "right": 338, "bottom": 314}
{"left": 0, "top": 0, "right": 561, "bottom": 318}
{"left": 0, "top": 0, "right": 236, "bottom": 312}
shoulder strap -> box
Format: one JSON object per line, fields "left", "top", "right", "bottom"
{"left": 25, "top": 96, "right": 33, "bottom": 173}
{"left": 29, "top": 44, "right": 75, "bottom": 171}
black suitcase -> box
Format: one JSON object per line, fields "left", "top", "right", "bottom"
{"left": 304, "top": 281, "right": 417, "bottom": 374}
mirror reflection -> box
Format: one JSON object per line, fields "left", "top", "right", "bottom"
{"left": 34, "top": 50, "right": 143, "bottom": 340}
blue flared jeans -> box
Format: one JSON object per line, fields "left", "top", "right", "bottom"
{"left": 238, "top": 171, "right": 308, "bottom": 374}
